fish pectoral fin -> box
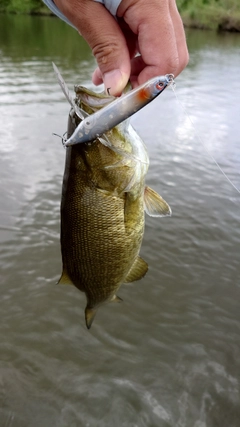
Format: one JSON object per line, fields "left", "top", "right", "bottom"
{"left": 99, "top": 136, "right": 135, "bottom": 162}
{"left": 124, "top": 256, "right": 148, "bottom": 283}
{"left": 103, "top": 157, "right": 131, "bottom": 170}
{"left": 57, "top": 270, "right": 73, "bottom": 285}
{"left": 85, "top": 307, "right": 97, "bottom": 330}
{"left": 144, "top": 186, "right": 172, "bottom": 217}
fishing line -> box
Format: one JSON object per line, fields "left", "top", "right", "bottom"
{"left": 170, "top": 84, "right": 240, "bottom": 195}
{"left": 53, "top": 132, "right": 67, "bottom": 147}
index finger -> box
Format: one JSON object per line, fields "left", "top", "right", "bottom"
{"left": 118, "top": 0, "right": 189, "bottom": 85}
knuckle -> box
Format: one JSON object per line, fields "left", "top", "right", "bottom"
{"left": 92, "top": 40, "right": 120, "bottom": 66}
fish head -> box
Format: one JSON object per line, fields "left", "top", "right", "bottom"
{"left": 74, "top": 85, "right": 115, "bottom": 113}
{"left": 71, "top": 85, "right": 149, "bottom": 195}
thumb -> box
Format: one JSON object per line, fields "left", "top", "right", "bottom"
{"left": 54, "top": 0, "right": 130, "bottom": 95}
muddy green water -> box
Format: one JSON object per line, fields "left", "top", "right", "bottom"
{"left": 0, "top": 14, "right": 240, "bottom": 427}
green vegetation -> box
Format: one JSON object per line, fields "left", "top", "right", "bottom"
{"left": 0, "top": 0, "right": 48, "bottom": 14}
{"left": 177, "top": 0, "right": 240, "bottom": 31}
{"left": 0, "top": 0, "right": 239, "bottom": 31}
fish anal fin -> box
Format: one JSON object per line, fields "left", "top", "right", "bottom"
{"left": 110, "top": 295, "right": 123, "bottom": 303}
{"left": 125, "top": 256, "right": 148, "bottom": 283}
{"left": 85, "top": 307, "right": 97, "bottom": 330}
{"left": 144, "top": 186, "right": 172, "bottom": 217}
{"left": 57, "top": 270, "right": 73, "bottom": 285}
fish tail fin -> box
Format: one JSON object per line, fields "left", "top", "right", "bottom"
{"left": 85, "top": 295, "right": 122, "bottom": 328}
{"left": 85, "top": 307, "right": 97, "bottom": 329}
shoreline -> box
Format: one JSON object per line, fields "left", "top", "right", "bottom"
{"left": 0, "top": 4, "right": 240, "bottom": 33}
{"left": 180, "top": 8, "right": 240, "bottom": 32}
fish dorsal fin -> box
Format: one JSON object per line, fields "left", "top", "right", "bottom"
{"left": 57, "top": 270, "right": 73, "bottom": 285}
{"left": 52, "top": 62, "right": 86, "bottom": 120}
{"left": 85, "top": 307, "right": 97, "bottom": 329}
{"left": 125, "top": 256, "right": 148, "bottom": 283}
{"left": 144, "top": 186, "right": 172, "bottom": 217}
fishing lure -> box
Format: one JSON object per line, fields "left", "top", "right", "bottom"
{"left": 64, "top": 74, "right": 174, "bottom": 146}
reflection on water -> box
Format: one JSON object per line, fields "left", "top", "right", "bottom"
{"left": 0, "top": 14, "right": 240, "bottom": 427}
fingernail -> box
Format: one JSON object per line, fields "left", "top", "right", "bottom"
{"left": 103, "top": 69, "right": 128, "bottom": 96}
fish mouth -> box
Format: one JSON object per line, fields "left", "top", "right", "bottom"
{"left": 74, "top": 86, "right": 115, "bottom": 111}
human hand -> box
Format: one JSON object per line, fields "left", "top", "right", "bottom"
{"left": 54, "top": 0, "right": 189, "bottom": 96}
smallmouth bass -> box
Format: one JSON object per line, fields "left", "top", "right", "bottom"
{"left": 56, "top": 70, "right": 171, "bottom": 329}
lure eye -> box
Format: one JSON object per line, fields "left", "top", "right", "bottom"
{"left": 156, "top": 82, "right": 164, "bottom": 90}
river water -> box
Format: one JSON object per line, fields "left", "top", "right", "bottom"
{"left": 0, "top": 14, "right": 240, "bottom": 427}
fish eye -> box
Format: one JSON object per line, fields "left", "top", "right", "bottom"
{"left": 156, "top": 82, "right": 164, "bottom": 90}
